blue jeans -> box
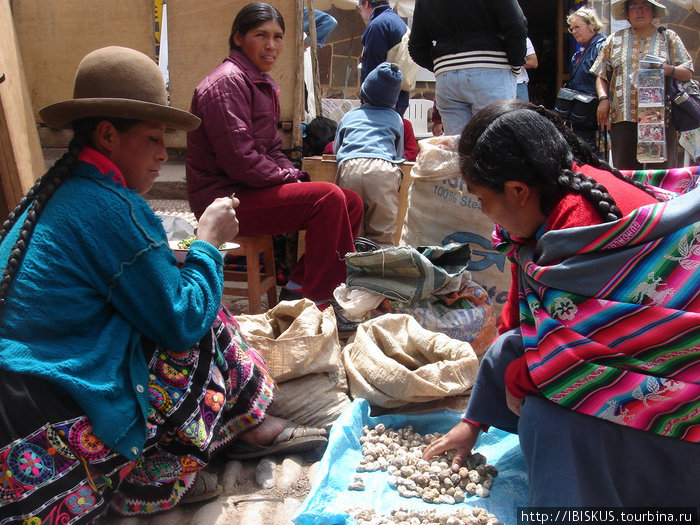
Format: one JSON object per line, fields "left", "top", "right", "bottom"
{"left": 435, "top": 67, "right": 517, "bottom": 135}
{"left": 516, "top": 81, "right": 529, "bottom": 101}
{"left": 303, "top": 8, "right": 337, "bottom": 47}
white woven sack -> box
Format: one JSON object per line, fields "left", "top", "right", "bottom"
{"left": 399, "top": 136, "right": 511, "bottom": 315}
{"left": 236, "top": 299, "right": 344, "bottom": 382}
{"left": 236, "top": 299, "right": 350, "bottom": 429}
{"left": 342, "top": 314, "right": 479, "bottom": 408}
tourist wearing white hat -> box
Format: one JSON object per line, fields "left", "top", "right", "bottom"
{"left": 590, "top": 0, "right": 694, "bottom": 169}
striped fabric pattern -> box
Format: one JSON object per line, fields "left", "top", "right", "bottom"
{"left": 494, "top": 186, "right": 700, "bottom": 442}
{"left": 433, "top": 50, "right": 514, "bottom": 75}
{"left": 621, "top": 165, "right": 700, "bottom": 197}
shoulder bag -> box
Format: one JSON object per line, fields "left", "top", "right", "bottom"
{"left": 667, "top": 77, "right": 700, "bottom": 132}
{"left": 386, "top": 30, "right": 418, "bottom": 92}
{"left": 553, "top": 52, "right": 598, "bottom": 126}
{"left": 553, "top": 87, "right": 598, "bottom": 126}
{"left": 660, "top": 27, "right": 700, "bottom": 132}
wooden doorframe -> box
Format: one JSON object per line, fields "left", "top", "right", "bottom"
{"left": 556, "top": 0, "right": 566, "bottom": 90}
{"left": 0, "top": 0, "right": 44, "bottom": 216}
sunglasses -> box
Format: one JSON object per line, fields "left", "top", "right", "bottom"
{"left": 568, "top": 23, "right": 589, "bottom": 33}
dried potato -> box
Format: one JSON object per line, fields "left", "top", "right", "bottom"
{"left": 355, "top": 424, "right": 498, "bottom": 503}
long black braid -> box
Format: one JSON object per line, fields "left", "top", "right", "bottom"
{"left": 459, "top": 100, "right": 659, "bottom": 225}
{"left": 556, "top": 166, "right": 622, "bottom": 222}
{"left": 0, "top": 133, "right": 86, "bottom": 307}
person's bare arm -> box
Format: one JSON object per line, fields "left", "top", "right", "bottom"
{"left": 663, "top": 63, "right": 693, "bottom": 82}
{"left": 524, "top": 53, "right": 538, "bottom": 69}
{"left": 422, "top": 421, "right": 481, "bottom": 471}
{"left": 596, "top": 76, "right": 611, "bottom": 131}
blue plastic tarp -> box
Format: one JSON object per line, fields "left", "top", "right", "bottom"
{"left": 294, "top": 399, "right": 529, "bottom": 525}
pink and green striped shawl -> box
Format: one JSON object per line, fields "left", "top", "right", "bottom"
{"left": 494, "top": 185, "right": 700, "bottom": 443}
{"left": 621, "top": 165, "right": 700, "bottom": 197}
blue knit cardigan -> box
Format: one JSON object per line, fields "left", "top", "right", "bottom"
{"left": 0, "top": 161, "right": 224, "bottom": 459}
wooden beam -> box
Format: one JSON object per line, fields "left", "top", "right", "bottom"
{"left": 0, "top": 0, "right": 45, "bottom": 215}
{"left": 292, "top": 0, "right": 305, "bottom": 165}
{"left": 306, "top": 0, "right": 324, "bottom": 117}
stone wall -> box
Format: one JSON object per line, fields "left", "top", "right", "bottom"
{"left": 315, "top": 6, "right": 436, "bottom": 105}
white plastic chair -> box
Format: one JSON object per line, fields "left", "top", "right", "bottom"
{"left": 404, "top": 99, "right": 433, "bottom": 139}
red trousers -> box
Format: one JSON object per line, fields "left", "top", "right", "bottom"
{"left": 233, "top": 181, "right": 362, "bottom": 301}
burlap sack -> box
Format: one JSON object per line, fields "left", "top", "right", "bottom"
{"left": 342, "top": 314, "right": 479, "bottom": 408}
{"left": 236, "top": 299, "right": 350, "bottom": 429}
{"left": 399, "top": 135, "right": 511, "bottom": 316}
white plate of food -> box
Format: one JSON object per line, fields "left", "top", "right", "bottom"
{"left": 169, "top": 238, "right": 240, "bottom": 263}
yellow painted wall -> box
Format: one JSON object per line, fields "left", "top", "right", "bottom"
{"left": 11, "top": 0, "right": 302, "bottom": 150}
{"left": 167, "top": 0, "right": 301, "bottom": 149}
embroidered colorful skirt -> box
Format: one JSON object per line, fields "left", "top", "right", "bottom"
{"left": 0, "top": 306, "right": 275, "bottom": 524}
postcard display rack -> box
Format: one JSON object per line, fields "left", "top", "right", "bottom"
{"left": 636, "top": 67, "right": 666, "bottom": 163}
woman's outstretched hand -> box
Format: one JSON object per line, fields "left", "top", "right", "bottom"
{"left": 422, "top": 420, "right": 481, "bottom": 472}
{"left": 196, "top": 195, "right": 240, "bottom": 248}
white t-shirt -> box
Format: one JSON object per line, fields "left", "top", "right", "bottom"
{"left": 515, "top": 38, "right": 535, "bottom": 84}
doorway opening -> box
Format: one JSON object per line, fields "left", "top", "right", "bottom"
{"left": 520, "top": 0, "right": 584, "bottom": 108}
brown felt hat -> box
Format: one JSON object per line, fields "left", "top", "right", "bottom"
{"left": 611, "top": 0, "right": 668, "bottom": 20}
{"left": 39, "top": 46, "right": 200, "bottom": 131}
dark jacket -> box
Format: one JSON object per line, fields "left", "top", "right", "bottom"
{"left": 408, "top": 0, "right": 527, "bottom": 72}
{"left": 186, "top": 50, "right": 307, "bottom": 218}
{"left": 361, "top": 4, "right": 410, "bottom": 115}
{"left": 568, "top": 32, "right": 607, "bottom": 96}
{"left": 361, "top": 4, "right": 406, "bottom": 81}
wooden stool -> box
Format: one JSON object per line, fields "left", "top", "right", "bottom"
{"left": 222, "top": 235, "right": 278, "bottom": 314}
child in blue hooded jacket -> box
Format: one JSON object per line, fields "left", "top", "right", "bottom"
{"left": 334, "top": 62, "right": 405, "bottom": 247}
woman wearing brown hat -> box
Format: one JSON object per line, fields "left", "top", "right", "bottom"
{"left": 590, "top": 0, "right": 694, "bottom": 169}
{"left": 0, "top": 46, "right": 325, "bottom": 523}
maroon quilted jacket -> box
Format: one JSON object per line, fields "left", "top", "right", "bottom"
{"left": 186, "top": 50, "right": 307, "bottom": 218}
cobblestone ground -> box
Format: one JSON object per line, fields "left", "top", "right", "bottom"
{"left": 99, "top": 295, "right": 324, "bottom": 525}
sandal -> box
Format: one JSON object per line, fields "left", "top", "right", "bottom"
{"left": 353, "top": 236, "right": 381, "bottom": 253}
{"left": 226, "top": 421, "right": 328, "bottom": 460}
{"left": 279, "top": 287, "right": 305, "bottom": 301}
{"left": 180, "top": 471, "right": 223, "bottom": 505}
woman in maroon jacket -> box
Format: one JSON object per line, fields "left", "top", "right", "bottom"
{"left": 186, "top": 2, "right": 362, "bottom": 305}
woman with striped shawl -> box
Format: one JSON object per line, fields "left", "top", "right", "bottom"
{"left": 423, "top": 100, "right": 699, "bottom": 508}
